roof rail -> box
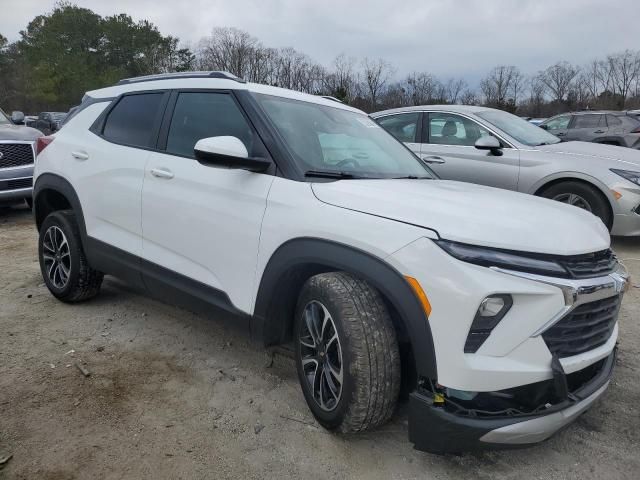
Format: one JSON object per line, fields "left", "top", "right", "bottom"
{"left": 320, "top": 95, "right": 344, "bottom": 104}
{"left": 116, "top": 71, "right": 246, "bottom": 86}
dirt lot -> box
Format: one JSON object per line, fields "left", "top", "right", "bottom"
{"left": 1, "top": 204, "right": 639, "bottom": 480}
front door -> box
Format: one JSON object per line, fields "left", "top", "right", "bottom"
{"left": 141, "top": 91, "right": 275, "bottom": 314}
{"left": 420, "top": 112, "right": 520, "bottom": 191}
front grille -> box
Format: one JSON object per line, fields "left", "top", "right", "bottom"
{"left": 559, "top": 249, "right": 618, "bottom": 279}
{"left": 0, "top": 177, "right": 33, "bottom": 191}
{"left": 542, "top": 295, "right": 620, "bottom": 358}
{"left": 0, "top": 143, "right": 35, "bottom": 169}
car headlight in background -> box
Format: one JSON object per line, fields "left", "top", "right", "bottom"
{"left": 465, "top": 294, "right": 513, "bottom": 353}
{"left": 611, "top": 169, "right": 640, "bottom": 186}
{"left": 435, "top": 239, "right": 568, "bottom": 277}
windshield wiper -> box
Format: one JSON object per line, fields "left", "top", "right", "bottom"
{"left": 391, "top": 175, "right": 432, "bottom": 179}
{"left": 304, "top": 170, "right": 362, "bottom": 179}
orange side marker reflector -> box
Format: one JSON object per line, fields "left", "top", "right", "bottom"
{"left": 405, "top": 276, "right": 432, "bottom": 317}
{"left": 611, "top": 190, "right": 622, "bottom": 200}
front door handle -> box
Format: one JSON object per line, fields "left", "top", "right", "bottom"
{"left": 150, "top": 168, "right": 174, "bottom": 179}
{"left": 594, "top": 130, "right": 605, "bottom": 134}
{"left": 421, "top": 155, "right": 446, "bottom": 164}
{"left": 556, "top": 132, "right": 566, "bottom": 137}
{"left": 71, "top": 151, "right": 89, "bottom": 161}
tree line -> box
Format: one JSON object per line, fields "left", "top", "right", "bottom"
{"left": 2, "top": 2, "right": 640, "bottom": 117}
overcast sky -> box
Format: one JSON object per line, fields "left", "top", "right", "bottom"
{"left": 1, "top": 0, "right": 638, "bottom": 82}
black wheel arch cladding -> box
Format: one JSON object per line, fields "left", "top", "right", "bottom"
{"left": 253, "top": 237, "right": 438, "bottom": 380}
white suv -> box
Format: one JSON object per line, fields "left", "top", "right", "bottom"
{"left": 33, "top": 72, "right": 628, "bottom": 453}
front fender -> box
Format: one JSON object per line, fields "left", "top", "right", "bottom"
{"left": 253, "top": 237, "right": 438, "bottom": 379}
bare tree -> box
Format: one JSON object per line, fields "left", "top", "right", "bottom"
{"left": 323, "top": 54, "right": 357, "bottom": 101}
{"left": 197, "top": 27, "right": 261, "bottom": 79}
{"left": 459, "top": 88, "right": 479, "bottom": 105}
{"left": 480, "top": 65, "right": 522, "bottom": 109}
{"left": 361, "top": 57, "right": 394, "bottom": 110}
{"left": 540, "top": 61, "right": 579, "bottom": 102}
{"left": 445, "top": 78, "right": 467, "bottom": 104}
{"left": 607, "top": 50, "right": 640, "bottom": 107}
{"left": 405, "top": 72, "right": 441, "bottom": 105}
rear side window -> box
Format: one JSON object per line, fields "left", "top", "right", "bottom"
{"left": 572, "top": 114, "right": 604, "bottom": 129}
{"left": 166, "top": 92, "right": 255, "bottom": 158}
{"left": 102, "top": 93, "right": 165, "bottom": 148}
{"left": 376, "top": 113, "right": 419, "bottom": 143}
{"left": 606, "top": 115, "right": 622, "bottom": 126}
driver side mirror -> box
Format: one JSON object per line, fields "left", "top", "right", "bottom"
{"left": 539, "top": 124, "right": 549, "bottom": 130}
{"left": 474, "top": 136, "right": 503, "bottom": 156}
{"left": 194, "top": 136, "right": 271, "bottom": 172}
{"left": 11, "top": 111, "right": 25, "bottom": 125}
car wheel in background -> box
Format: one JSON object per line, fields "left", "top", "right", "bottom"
{"left": 294, "top": 272, "right": 401, "bottom": 433}
{"left": 38, "top": 210, "right": 104, "bottom": 302}
{"left": 541, "top": 181, "right": 612, "bottom": 230}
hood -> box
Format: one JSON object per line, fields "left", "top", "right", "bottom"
{"left": 312, "top": 179, "right": 610, "bottom": 255}
{"left": 536, "top": 141, "right": 640, "bottom": 168}
{"left": 0, "top": 123, "right": 43, "bottom": 141}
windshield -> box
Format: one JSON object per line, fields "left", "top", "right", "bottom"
{"left": 254, "top": 94, "right": 434, "bottom": 179}
{"left": 0, "top": 109, "right": 10, "bottom": 125}
{"left": 476, "top": 109, "right": 561, "bottom": 147}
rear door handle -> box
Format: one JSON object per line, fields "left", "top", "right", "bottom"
{"left": 420, "top": 155, "right": 446, "bottom": 164}
{"left": 71, "top": 151, "right": 89, "bottom": 161}
{"left": 594, "top": 130, "right": 605, "bottom": 134}
{"left": 150, "top": 168, "right": 174, "bottom": 179}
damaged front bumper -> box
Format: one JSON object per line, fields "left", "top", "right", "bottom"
{"left": 408, "top": 350, "right": 616, "bottom": 453}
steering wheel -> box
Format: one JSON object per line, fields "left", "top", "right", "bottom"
{"left": 336, "top": 158, "right": 360, "bottom": 169}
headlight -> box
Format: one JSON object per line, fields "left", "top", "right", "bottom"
{"left": 435, "top": 239, "right": 568, "bottom": 277}
{"left": 611, "top": 169, "right": 640, "bottom": 185}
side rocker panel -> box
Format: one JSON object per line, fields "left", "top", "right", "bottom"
{"left": 253, "top": 237, "right": 438, "bottom": 379}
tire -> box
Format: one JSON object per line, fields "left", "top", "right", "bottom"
{"left": 38, "top": 210, "right": 103, "bottom": 302}
{"left": 540, "top": 181, "right": 612, "bottom": 230}
{"left": 294, "top": 272, "right": 400, "bottom": 433}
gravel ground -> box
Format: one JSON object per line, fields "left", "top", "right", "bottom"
{"left": 1, "top": 204, "right": 639, "bottom": 480}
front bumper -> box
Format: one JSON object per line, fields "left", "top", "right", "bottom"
{"left": 409, "top": 350, "right": 615, "bottom": 453}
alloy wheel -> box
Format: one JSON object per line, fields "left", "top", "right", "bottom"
{"left": 553, "top": 193, "right": 593, "bottom": 212}
{"left": 299, "top": 300, "right": 343, "bottom": 412}
{"left": 42, "top": 225, "right": 71, "bottom": 289}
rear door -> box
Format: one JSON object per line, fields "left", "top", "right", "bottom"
{"left": 141, "top": 90, "right": 275, "bottom": 313}
{"left": 375, "top": 112, "right": 421, "bottom": 155}
{"left": 70, "top": 91, "right": 168, "bottom": 259}
{"left": 566, "top": 114, "right": 607, "bottom": 142}
{"left": 419, "top": 112, "right": 520, "bottom": 190}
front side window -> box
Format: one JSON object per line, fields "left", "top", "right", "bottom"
{"left": 426, "top": 113, "right": 491, "bottom": 147}
{"left": 572, "top": 114, "right": 604, "bottom": 129}
{"left": 376, "top": 113, "right": 419, "bottom": 143}
{"left": 544, "top": 115, "right": 571, "bottom": 130}
{"left": 102, "top": 93, "right": 165, "bottom": 148}
{"left": 0, "top": 110, "right": 10, "bottom": 125}
{"left": 166, "top": 92, "right": 255, "bottom": 158}
{"left": 254, "top": 94, "right": 433, "bottom": 179}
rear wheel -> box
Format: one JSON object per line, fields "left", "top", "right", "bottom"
{"left": 38, "top": 210, "right": 103, "bottom": 302}
{"left": 294, "top": 272, "right": 400, "bottom": 432}
{"left": 541, "top": 181, "right": 612, "bottom": 230}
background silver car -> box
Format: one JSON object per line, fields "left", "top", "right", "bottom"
{"left": 372, "top": 105, "right": 640, "bottom": 236}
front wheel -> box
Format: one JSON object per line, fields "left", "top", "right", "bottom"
{"left": 294, "top": 272, "right": 400, "bottom": 433}
{"left": 541, "top": 181, "right": 612, "bottom": 230}
{"left": 38, "top": 210, "right": 104, "bottom": 302}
